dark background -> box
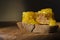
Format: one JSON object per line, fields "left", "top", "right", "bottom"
{"left": 0, "top": 0, "right": 60, "bottom": 22}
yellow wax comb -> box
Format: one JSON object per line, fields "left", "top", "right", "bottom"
{"left": 49, "top": 18, "right": 56, "bottom": 26}
{"left": 22, "top": 11, "right": 37, "bottom": 24}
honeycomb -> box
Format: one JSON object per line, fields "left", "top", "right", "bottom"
{"left": 22, "top": 8, "right": 56, "bottom": 26}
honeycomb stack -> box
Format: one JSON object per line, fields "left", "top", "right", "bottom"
{"left": 22, "top": 8, "right": 56, "bottom": 26}
{"left": 21, "top": 8, "right": 57, "bottom": 33}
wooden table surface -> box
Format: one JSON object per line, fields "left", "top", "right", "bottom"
{"left": 0, "top": 22, "right": 60, "bottom": 40}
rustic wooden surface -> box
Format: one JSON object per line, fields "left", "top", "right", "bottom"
{"left": 0, "top": 22, "right": 60, "bottom": 40}
{"left": 0, "top": 26, "right": 19, "bottom": 40}
{"left": 16, "top": 22, "right": 60, "bottom": 40}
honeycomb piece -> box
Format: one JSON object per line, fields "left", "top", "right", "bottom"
{"left": 36, "top": 8, "right": 55, "bottom": 25}
{"left": 22, "top": 11, "right": 37, "bottom": 24}
{"left": 49, "top": 18, "right": 56, "bottom": 26}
